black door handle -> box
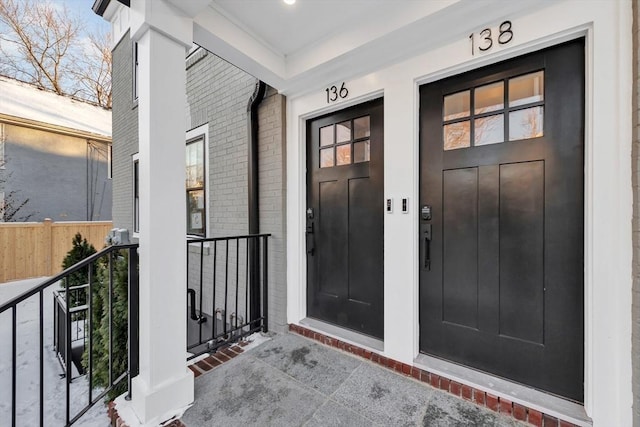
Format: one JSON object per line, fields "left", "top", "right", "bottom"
{"left": 306, "top": 222, "right": 315, "bottom": 255}
{"left": 423, "top": 224, "right": 432, "bottom": 270}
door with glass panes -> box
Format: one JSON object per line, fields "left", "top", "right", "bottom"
{"left": 306, "top": 98, "right": 384, "bottom": 339}
{"left": 419, "top": 39, "right": 584, "bottom": 401}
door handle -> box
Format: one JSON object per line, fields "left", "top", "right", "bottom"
{"left": 423, "top": 224, "right": 432, "bottom": 270}
{"left": 306, "top": 222, "right": 315, "bottom": 255}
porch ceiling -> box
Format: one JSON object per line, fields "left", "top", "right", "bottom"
{"left": 181, "top": 0, "right": 545, "bottom": 95}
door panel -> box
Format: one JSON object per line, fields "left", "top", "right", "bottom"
{"left": 419, "top": 39, "right": 584, "bottom": 401}
{"left": 442, "top": 167, "right": 479, "bottom": 329}
{"left": 499, "top": 161, "right": 544, "bottom": 344}
{"left": 318, "top": 180, "right": 345, "bottom": 297}
{"left": 307, "top": 98, "right": 384, "bottom": 339}
{"left": 348, "top": 176, "right": 379, "bottom": 304}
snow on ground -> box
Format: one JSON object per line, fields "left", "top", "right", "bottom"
{"left": 0, "top": 278, "right": 110, "bottom": 426}
{"left": 1, "top": 278, "right": 273, "bottom": 427}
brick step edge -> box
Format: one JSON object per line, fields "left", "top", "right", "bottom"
{"left": 107, "top": 342, "right": 248, "bottom": 427}
{"left": 289, "top": 323, "right": 579, "bottom": 427}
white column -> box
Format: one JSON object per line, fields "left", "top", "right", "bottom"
{"left": 129, "top": 0, "right": 193, "bottom": 423}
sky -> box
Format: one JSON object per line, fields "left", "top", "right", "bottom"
{"left": 55, "top": 0, "right": 110, "bottom": 33}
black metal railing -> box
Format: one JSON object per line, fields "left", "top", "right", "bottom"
{"left": 0, "top": 243, "right": 139, "bottom": 427}
{"left": 186, "top": 234, "right": 270, "bottom": 359}
{"left": 53, "top": 284, "right": 90, "bottom": 377}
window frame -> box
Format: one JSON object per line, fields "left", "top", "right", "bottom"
{"left": 132, "top": 153, "right": 139, "bottom": 236}
{"left": 133, "top": 41, "right": 139, "bottom": 102}
{"left": 442, "top": 69, "right": 546, "bottom": 151}
{"left": 186, "top": 136, "right": 206, "bottom": 237}
{"left": 185, "top": 124, "right": 209, "bottom": 238}
{"left": 107, "top": 144, "right": 113, "bottom": 180}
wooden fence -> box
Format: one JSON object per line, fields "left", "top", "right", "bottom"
{"left": 0, "top": 219, "right": 113, "bottom": 283}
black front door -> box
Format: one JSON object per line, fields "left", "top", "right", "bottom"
{"left": 306, "top": 98, "right": 384, "bottom": 339}
{"left": 419, "top": 39, "right": 584, "bottom": 401}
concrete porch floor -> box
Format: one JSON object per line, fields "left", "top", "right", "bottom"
{"left": 181, "top": 333, "right": 527, "bottom": 426}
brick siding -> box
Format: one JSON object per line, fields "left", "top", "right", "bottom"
{"left": 111, "top": 31, "right": 138, "bottom": 233}
{"left": 258, "top": 87, "right": 287, "bottom": 332}
{"left": 113, "top": 40, "right": 288, "bottom": 335}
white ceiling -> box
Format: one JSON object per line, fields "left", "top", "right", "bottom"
{"left": 179, "top": 0, "right": 546, "bottom": 95}
{"left": 210, "top": 0, "right": 426, "bottom": 58}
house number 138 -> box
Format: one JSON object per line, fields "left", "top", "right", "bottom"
{"left": 469, "top": 20, "right": 513, "bottom": 55}
{"left": 326, "top": 82, "right": 348, "bottom": 104}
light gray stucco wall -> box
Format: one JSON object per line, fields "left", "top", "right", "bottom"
{"left": 633, "top": 1, "right": 639, "bottom": 424}
{"left": 2, "top": 124, "right": 111, "bottom": 222}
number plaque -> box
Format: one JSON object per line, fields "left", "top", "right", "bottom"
{"left": 469, "top": 20, "right": 513, "bottom": 56}
{"left": 325, "top": 82, "right": 349, "bottom": 104}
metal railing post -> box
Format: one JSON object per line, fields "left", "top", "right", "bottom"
{"left": 127, "top": 246, "right": 139, "bottom": 400}
{"left": 262, "top": 235, "right": 269, "bottom": 333}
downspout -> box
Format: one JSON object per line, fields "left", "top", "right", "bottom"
{"left": 248, "top": 80, "right": 266, "bottom": 323}
{"left": 248, "top": 80, "right": 266, "bottom": 234}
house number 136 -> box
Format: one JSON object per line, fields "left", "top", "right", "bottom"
{"left": 326, "top": 82, "right": 348, "bottom": 104}
{"left": 469, "top": 20, "right": 513, "bottom": 55}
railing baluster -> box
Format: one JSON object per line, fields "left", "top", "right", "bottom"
{"left": 263, "top": 236, "right": 269, "bottom": 333}
{"left": 224, "top": 240, "right": 229, "bottom": 337}
{"left": 235, "top": 238, "right": 240, "bottom": 331}
{"left": 128, "top": 246, "right": 140, "bottom": 400}
{"left": 66, "top": 272, "right": 72, "bottom": 425}
{"left": 245, "top": 238, "right": 249, "bottom": 333}
{"left": 88, "top": 262, "right": 93, "bottom": 405}
{"left": 211, "top": 241, "right": 217, "bottom": 342}
{"left": 186, "top": 239, "right": 190, "bottom": 331}
{"left": 39, "top": 290, "right": 44, "bottom": 427}
{"left": 108, "top": 253, "right": 113, "bottom": 387}
{"left": 199, "top": 241, "right": 204, "bottom": 344}
{"left": 12, "top": 307, "right": 17, "bottom": 427}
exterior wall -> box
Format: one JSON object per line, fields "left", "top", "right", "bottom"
{"left": 185, "top": 48, "right": 255, "bottom": 236}
{"left": 111, "top": 30, "right": 139, "bottom": 234}
{"left": 633, "top": 1, "right": 640, "bottom": 425}
{"left": 185, "top": 49, "right": 253, "bottom": 333}
{"left": 285, "top": 1, "right": 632, "bottom": 425}
{"left": 258, "top": 87, "right": 287, "bottom": 332}
{"left": 1, "top": 123, "right": 111, "bottom": 221}
{"left": 184, "top": 51, "right": 288, "bottom": 334}
{"left": 111, "top": 37, "right": 288, "bottom": 333}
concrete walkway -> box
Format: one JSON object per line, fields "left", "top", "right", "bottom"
{"left": 181, "top": 333, "right": 526, "bottom": 427}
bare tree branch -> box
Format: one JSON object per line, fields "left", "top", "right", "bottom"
{"left": 0, "top": 0, "right": 111, "bottom": 107}
{"left": 0, "top": 157, "right": 35, "bottom": 222}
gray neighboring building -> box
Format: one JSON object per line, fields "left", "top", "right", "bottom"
{"left": 0, "top": 77, "right": 112, "bottom": 222}
{"left": 111, "top": 34, "right": 287, "bottom": 332}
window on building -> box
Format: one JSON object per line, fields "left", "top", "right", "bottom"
{"left": 107, "top": 144, "right": 113, "bottom": 179}
{"left": 186, "top": 137, "right": 205, "bottom": 236}
{"left": 133, "top": 154, "right": 139, "bottom": 233}
{"left": 442, "top": 70, "right": 545, "bottom": 150}
{"left": 133, "top": 42, "right": 139, "bottom": 101}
